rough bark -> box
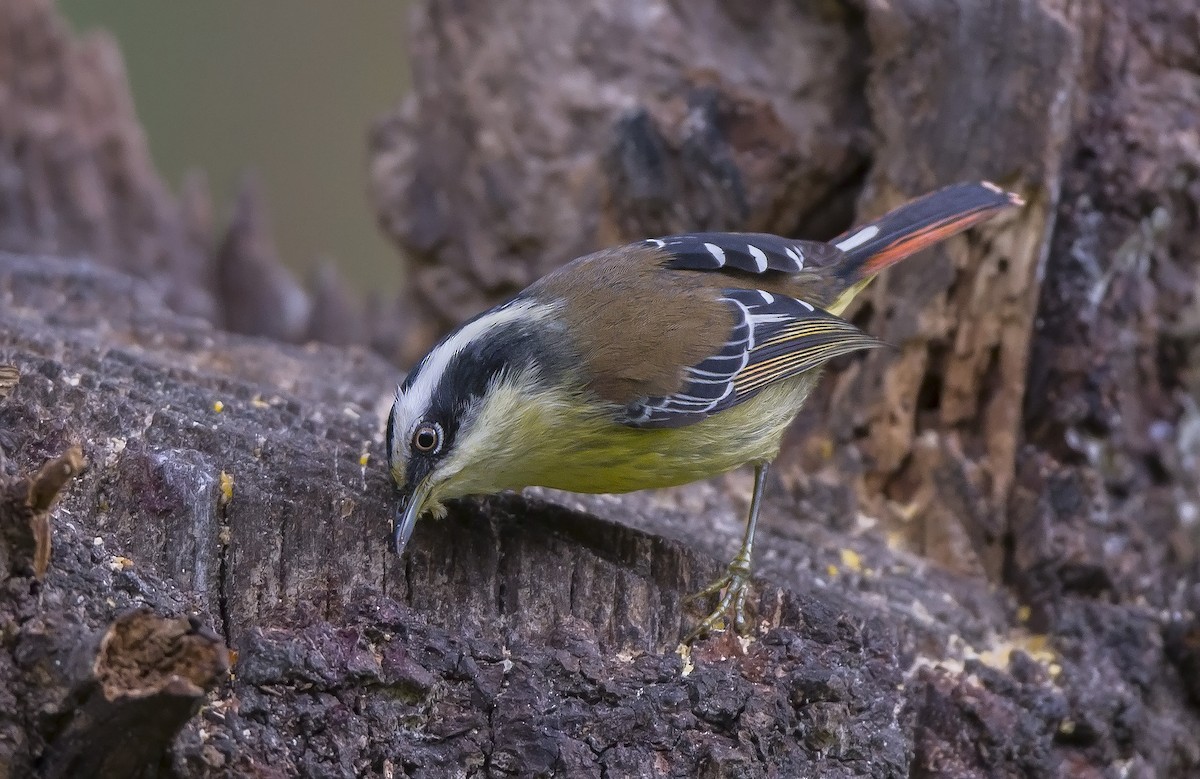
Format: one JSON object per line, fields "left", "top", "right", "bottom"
{"left": 821, "top": 0, "right": 1078, "bottom": 568}
{"left": 3, "top": 251, "right": 1197, "bottom": 774}
{"left": 0, "top": 442, "right": 229, "bottom": 777}
{"left": 369, "top": 0, "right": 872, "bottom": 360}
{"left": 1, "top": 0, "right": 1199, "bottom": 777}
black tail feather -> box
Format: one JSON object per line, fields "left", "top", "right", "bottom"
{"left": 832, "top": 181, "right": 1022, "bottom": 285}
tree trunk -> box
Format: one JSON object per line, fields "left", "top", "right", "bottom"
{"left": 2, "top": 0, "right": 1199, "bottom": 776}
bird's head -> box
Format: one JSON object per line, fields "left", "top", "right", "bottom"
{"left": 385, "top": 299, "right": 566, "bottom": 555}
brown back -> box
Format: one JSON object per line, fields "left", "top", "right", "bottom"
{"left": 529, "top": 244, "right": 839, "bottom": 405}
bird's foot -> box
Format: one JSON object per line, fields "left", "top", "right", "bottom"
{"left": 684, "top": 555, "right": 754, "bottom": 642}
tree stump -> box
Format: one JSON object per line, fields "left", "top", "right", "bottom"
{"left": 1, "top": 0, "right": 1199, "bottom": 776}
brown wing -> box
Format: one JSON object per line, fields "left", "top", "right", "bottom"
{"left": 530, "top": 239, "right": 864, "bottom": 424}
{"left": 530, "top": 244, "right": 735, "bottom": 404}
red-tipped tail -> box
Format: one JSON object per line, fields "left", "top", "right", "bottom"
{"left": 832, "top": 181, "right": 1023, "bottom": 285}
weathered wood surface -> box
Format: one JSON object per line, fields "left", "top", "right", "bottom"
{"left": 1, "top": 0, "right": 1199, "bottom": 776}
{"left": 5, "top": 252, "right": 1194, "bottom": 775}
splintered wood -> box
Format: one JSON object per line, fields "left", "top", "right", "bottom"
{"left": 0, "top": 447, "right": 87, "bottom": 580}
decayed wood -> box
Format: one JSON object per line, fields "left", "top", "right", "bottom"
{"left": 818, "top": 0, "right": 1083, "bottom": 578}
{"left": 0, "top": 447, "right": 83, "bottom": 581}
{"left": 25, "top": 447, "right": 85, "bottom": 579}
{"left": 0, "top": 447, "right": 229, "bottom": 777}
{"left": 40, "top": 610, "right": 229, "bottom": 779}
{"left": 0, "top": 366, "right": 17, "bottom": 400}
{"left": 1, "top": 249, "right": 1197, "bottom": 775}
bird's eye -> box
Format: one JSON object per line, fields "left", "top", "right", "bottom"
{"left": 411, "top": 422, "right": 442, "bottom": 454}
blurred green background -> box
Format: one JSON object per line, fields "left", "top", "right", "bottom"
{"left": 59, "top": 2, "right": 410, "bottom": 295}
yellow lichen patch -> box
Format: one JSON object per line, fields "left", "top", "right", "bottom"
{"left": 219, "top": 471, "right": 234, "bottom": 505}
{"left": 359, "top": 451, "right": 371, "bottom": 467}
{"left": 107, "top": 555, "right": 134, "bottom": 571}
{"left": 251, "top": 395, "right": 270, "bottom": 409}
{"left": 212, "top": 400, "right": 225, "bottom": 413}
{"left": 826, "top": 563, "right": 840, "bottom": 578}
{"left": 839, "top": 548, "right": 863, "bottom": 572}
{"left": 975, "top": 645, "right": 1012, "bottom": 669}
{"left": 1021, "top": 633, "right": 1053, "bottom": 659}
{"left": 974, "top": 632, "right": 1057, "bottom": 672}
{"left": 1016, "top": 605, "right": 1032, "bottom": 623}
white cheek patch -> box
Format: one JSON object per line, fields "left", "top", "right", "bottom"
{"left": 390, "top": 299, "right": 550, "bottom": 463}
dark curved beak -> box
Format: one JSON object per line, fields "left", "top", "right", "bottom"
{"left": 391, "top": 477, "right": 433, "bottom": 556}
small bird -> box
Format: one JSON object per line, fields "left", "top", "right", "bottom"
{"left": 386, "top": 181, "right": 1022, "bottom": 638}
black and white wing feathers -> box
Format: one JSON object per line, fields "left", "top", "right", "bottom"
{"left": 619, "top": 289, "right": 881, "bottom": 428}
{"left": 644, "top": 232, "right": 845, "bottom": 274}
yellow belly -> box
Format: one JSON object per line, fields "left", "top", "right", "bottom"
{"left": 432, "top": 372, "right": 820, "bottom": 503}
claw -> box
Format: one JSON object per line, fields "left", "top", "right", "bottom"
{"left": 684, "top": 557, "right": 754, "bottom": 642}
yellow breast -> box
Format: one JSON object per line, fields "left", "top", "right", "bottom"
{"left": 429, "top": 371, "right": 821, "bottom": 504}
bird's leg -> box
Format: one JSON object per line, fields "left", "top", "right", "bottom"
{"left": 686, "top": 461, "right": 768, "bottom": 641}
